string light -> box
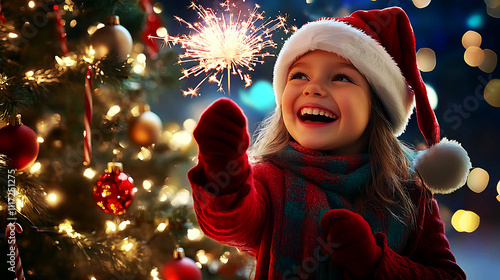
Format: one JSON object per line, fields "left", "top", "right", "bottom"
{"left": 118, "top": 220, "right": 131, "bottom": 231}
{"left": 171, "top": 189, "right": 191, "bottom": 206}
{"left": 106, "top": 105, "right": 121, "bottom": 119}
{"left": 156, "top": 222, "right": 168, "bottom": 232}
{"left": 187, "top": 228, "right": 202, "bottom": 240}
{"left": 196, "top": 250, "right": 209, "bottom": 264}
{"left": 143, "top": 179, "right": 153, "bottom": 191}
{"left": 30, "top": 162, "right": 42, "bottom": 174}
{"left": 105, "top": 220, "right": 117, "bottom": 233}
{"left": 83, "top": 168, "right": 96, "bottom": 179}
{"left": 46, "top": 192, "right": 59, "bottom": 206}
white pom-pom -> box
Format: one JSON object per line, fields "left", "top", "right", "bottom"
{"left": 413, "top": 138, "right": 472, "bottom": 194}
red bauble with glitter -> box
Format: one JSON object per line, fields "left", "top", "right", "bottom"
{"left": 93, "top": 162, "right": 136, "bottom": 215}
{"left": 0, "top": 115, "right": 39, "bottom": 170}
{"left": 162, "top": 247, "right": 202, "bottom": 280}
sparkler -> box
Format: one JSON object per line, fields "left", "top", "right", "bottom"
{"left": 151, "top": 1, "right": 286, "bottom": 98}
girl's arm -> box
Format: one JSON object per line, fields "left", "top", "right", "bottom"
{"left": 187, "top": 99, "right": 269, "bottom": 254}
{"left": 372, "top": 194, "right": 466, "bottom": 280}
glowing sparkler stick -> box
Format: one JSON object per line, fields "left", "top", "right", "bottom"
{"left": 150, "top": 1, "right": 286, "bottom": 99}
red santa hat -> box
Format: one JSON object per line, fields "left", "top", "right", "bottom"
{"left": 273, "top": 7, "right": 471, "bottom": 193}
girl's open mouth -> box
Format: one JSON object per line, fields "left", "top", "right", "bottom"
{"left": 298, "top": 107, "right": 338, "bottom": 124}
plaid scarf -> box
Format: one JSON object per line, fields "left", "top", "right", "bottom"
{"left": 269, "top": 142, "right": 409, "bottom": 279}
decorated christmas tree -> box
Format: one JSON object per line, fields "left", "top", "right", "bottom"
{"left": 0, "top": 0, "right": 257, "bottom": 279}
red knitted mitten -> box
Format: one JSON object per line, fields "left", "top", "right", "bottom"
{"left": 192, "top": 98, "right": 250, "bottom": 195}
{"left": 320, "top": 209, "right": 382, "bottom": 279}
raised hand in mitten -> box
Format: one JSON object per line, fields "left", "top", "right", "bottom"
{"left": 193, "top": 98, "right": 250, "bottom": 195}
{"left": 320, "top": 209, "right": 382, "bottom": 279}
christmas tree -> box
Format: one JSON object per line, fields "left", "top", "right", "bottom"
{"left": 0, "top": 0, "right": 256, "bottom": 279}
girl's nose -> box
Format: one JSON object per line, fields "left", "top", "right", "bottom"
{"left": 303, "top": 82, "right": 326, "bottom": 97}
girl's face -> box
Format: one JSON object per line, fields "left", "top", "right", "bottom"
{"left": 282, "top": 50, "right": 372, "bottom": 154}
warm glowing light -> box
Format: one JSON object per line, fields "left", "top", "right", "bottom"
{"left": 70, "top": 19, "right": 77, "bottom": 28}
{"left": 30, "top": 162, "right": 42, "bottom": 173}
{"left": 153, "top": 1, "right": 285, "bottom": 97}
{"left": 105, "top": 220, "right": 117, "bottom": 233}
{"left": 96, "top": 23, "right": 105, "bottom": 29}
{"left": 462, "top": 31, "right": 482, "bottom": 49}
{"left": 143, "top": 179, "right": 153, "bottom": 191}
{"left": 47, "top": 192, "right": 58, "bottom": 205}
{"left": 58, "top": 219, "right": 82, "bottom": 239}
{"left": 171, "top": 189, "right": 191, "bottom": 206}
{"left": 136, "top": 53, "right": 147, "bottom": 64}
{"left": 121, "top": 239, "right": 134, "bottom": 252}
{"left": 133, "top": 64, "right": 145, "bottom": 74}
{"left": 118, "top": 220, "right": 131, "bottom": 231}
{"left": 170, "top": 131, "right": 192, "bottom": 150}
{"left": 306, "top": 0, "right": 315, "bottom": 4}
{"left": 196, "top": 250, "right": 209, "bottom": 264}
{"left": 37, "top": 136, "right": 44, "bottom": 143}
{"left": 8, "top": 32, "right": 18, "bottom": 38}
{"left": 91, "top": 277, "right": 97, "bottom": 280}
{"left": 451, "top": 210, "right": 480, "bottom": 233}
{"left": 28, "top": 1, "right": 35, "bottom": 8}
{"left": 151, "top": 267, "right": 159, "bottom": 277}
{"left": 26, "top": 70, "right": 34, "bottom": 77}
{"left": 157, "top": 222, "right": 167, "bottom": 232}
{"left": 106, "top": 105, "right": 121, "bottom": 118}
{"left": 220, "top": 251, "right": 230, "bottom": 264}
{"left": 156, "top": 27, "right": 168, "bottom": 38}
{"left": 183, "top": 118, "right": 197, "bottom": 133}
{"left": 138, "top": 147, "right": 152, "bottom": 161}
{"left": 83, "top": 168, "right": 96, "bottom": 179}
{"left": 153, "top": 2, "right": 163, "bottom": 14}
{"left": 187, "top": 228, "right": 202, "bottom": 240}
{"left": 479, "top": 49, "right": 497, "bottom": 73}
{"left": 467, "top": 167, "right": 489, "bottom": 193}
{"left": 412, "top": 0, "right": 431, "bottom": 8}
{"left": 464, "top": 46, "right": 485, "bottom": 67}
{"left": 416, "top": 48, "right": 436, "bottom": 72}
{"left": 484, "top": 79, "right": 500, "bottom": 107}
{"left": 497, "top": 180, "right": 500, "bottom": 195}
{"left": 130, "top": 105, "right": 141, "bottom": 117}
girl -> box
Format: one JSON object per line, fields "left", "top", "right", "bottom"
{"left": 188, "top": 7, "right": 471, "bottom": 280}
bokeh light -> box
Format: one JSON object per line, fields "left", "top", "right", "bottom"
{"left": 412, "top": 0, "right": 431, "bottom": 9}
{"left": 426, "top": 84, "right": 438, "bottom": 110}
{"left": 484, "top": 79, "right": 500, "bottom": 107}
{"left": 497, "top": 180, "right": 500, "bottom": 195}
{"left": 479, "top": 49, "right": 497, "bottom": 73}
{"left": 464, "top": 46, "right": 485, "bottom": 67}
{"left": 487, "top": 4, "right": 500, "bottom": 18}
{"left": 416, "top": 48, "right": 436, "bottom": 72}
{"left": 451, "top": 210, "right": 480, "bottom": 233}
{"left": 467, "top": 167, "right": 489, "bottom": 193}
{"left": 239, "top": 80, "right": 276, "bottom": 112}
{"left": 462, "top": 30, "right": 482, "bottom": 49}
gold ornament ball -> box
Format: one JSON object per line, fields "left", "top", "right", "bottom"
{"left": 90, "top": 16, "right": 133, "bottom": 61}
{"left": 128, "top": 111, "right": 163, "bottom": 146}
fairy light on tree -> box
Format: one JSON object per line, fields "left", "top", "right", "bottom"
{"left": 151, "top": 1, "right": 286, "bottom": 98}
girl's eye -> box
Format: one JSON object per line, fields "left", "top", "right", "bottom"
{"left": 289, "top": 72, "right": 308, "bottom": 81}
{"left": 332, "top": 75, "right": 353, "bottom": 83}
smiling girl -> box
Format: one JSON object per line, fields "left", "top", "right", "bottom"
{"left": 188, "top": 7, "right": 471, "bottom": 280}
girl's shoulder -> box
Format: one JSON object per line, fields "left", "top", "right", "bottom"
{"left": 407, "top": 173, "right": 435, "bottom": 212}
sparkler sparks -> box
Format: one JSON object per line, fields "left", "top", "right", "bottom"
{"left": 152, "top": 1, "right": 286, "bottom": 98}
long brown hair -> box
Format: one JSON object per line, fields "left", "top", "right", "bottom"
{"left": 358, "top": 90, "right": 416, "bottom": 229}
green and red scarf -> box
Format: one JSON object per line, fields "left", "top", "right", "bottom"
{"left": 269, "top": 142, "right": 410, "bottom": 279}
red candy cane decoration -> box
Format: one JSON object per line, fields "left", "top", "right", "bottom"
{"left": 84, "top": 65, "right": 94, "bottom": 165}
{"left": 53, "top": 4, "right": 69, "bottom": 55}
{"left": 6, "top": 223, "right": 26, "bottom": 280}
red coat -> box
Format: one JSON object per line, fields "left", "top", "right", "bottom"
{"left": 188, "top": 158, "right": 466, "bottom": 279}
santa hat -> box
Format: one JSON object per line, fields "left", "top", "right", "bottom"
{"left": 273, "top": 7, "right": 471, "bottom": 194}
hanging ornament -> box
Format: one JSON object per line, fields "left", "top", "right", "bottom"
{"left": 128, "top": 105, "right": 162, "bottom": 147}
{"left": 162, "top": 247, "right": 202, "bottom": 280}
{"left": 0, "top": 1, "right": 6, "bottom": 24}
{"left": 90, "top": 15, "right": 133, "bottom": 61}
{"left": 93, "top": 162, "right": 136, "bottom": 215}
{"left": 53, "top": 4, "right": 69, "bottom": 55}
{"left": 140, "top": 0, "right": 162, "bottom": 59}
{"left": 0, "top": 114, "right": 39, "bottom": 170}
{"left": 5, "top": 223, "right": 26, "bottom": 280}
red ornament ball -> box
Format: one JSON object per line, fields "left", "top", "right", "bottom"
{"left": 162, "top": 247, "right": 202, "bottom": 280}
{"left": 93, "top": 162, "right": 136, "bottom": 215}
{"left": 0, "top": 115, "right": 39, "bottom": 170}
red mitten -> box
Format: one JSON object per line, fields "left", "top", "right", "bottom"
{"left": 320, "top": 209, "right": 382, "bottom": 279}
{"left": 193, "top": 98, "right": 250, "bottom": 195}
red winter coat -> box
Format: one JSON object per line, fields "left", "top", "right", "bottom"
{"left": 188, "top": 158, "right": 466, "bottom": 280}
